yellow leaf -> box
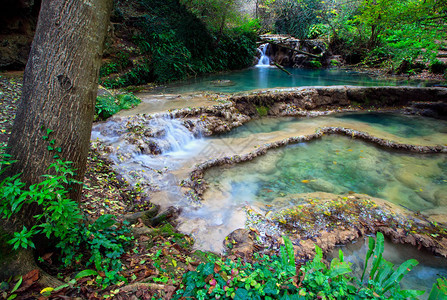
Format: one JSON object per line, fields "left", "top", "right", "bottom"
{"left": 301, "top": 180, "right": 310, "bottom": 183}
{"left": 348, "top": 149, "right": 353, "bottom": 152}
{"left": 333, "top": 161, "right": 337, "bottom": 165}
{"left": 40, "top": 287, "right": 54, "bottom": 295}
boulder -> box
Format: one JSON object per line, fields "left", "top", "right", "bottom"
{"left": 224, "top": 228, "right": 255, "bottom": 256}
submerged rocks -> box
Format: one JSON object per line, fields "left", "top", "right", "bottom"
{"left": 406, "top": 101, "right": 447, "bottom": 119}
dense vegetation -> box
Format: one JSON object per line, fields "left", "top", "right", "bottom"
{"left": 99, "top": 0, "right": 447, "bottom": 88}
{"left": 259, "top": 0, "right": 447, "bottom": 75}
{"left": 100, "top": 0, "right": 258, "bottom": 88}
{"left": 175, "top": 234, "right": 447, "bottom": 299}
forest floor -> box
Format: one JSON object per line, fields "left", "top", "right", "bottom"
{"left": 0, "top": 74, "right": 221, "bottom": 299}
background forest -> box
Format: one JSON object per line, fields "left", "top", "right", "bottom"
{"left": 96, "top": 0, "right": 447, "bottom": 88}
{"left": 1, "top": 0, "right": 446, "bottom": 84}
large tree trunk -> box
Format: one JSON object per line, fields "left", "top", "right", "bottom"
{"left": 6, "top": 0, "right": 112, "bottom": 202}
{"left": 1, "top": 0, "right": 112, "bottom": 281}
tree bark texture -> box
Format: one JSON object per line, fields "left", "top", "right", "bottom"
{"left": 6, "top": 0, "right": 112, "bottom": 204}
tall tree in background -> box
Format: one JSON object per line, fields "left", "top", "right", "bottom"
{"left": 1, "top": 0, "right": 112, "bottom": 281}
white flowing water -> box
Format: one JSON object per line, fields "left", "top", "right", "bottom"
{"left": 92, "top": 112, "right": 447, "bottom": 253}
{"left": 256, "top": 43, "right": 271, "bottom": 67}
{"left": 91, "top": 116, "right": 207, "bottom": 202}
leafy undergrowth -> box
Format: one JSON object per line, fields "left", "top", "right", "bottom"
{"left": 174, "top": 234, "right": 445, "bottom": 299}
{"left": 0, "top": 146, "right": 224, "bottom": 300}
{"left": 95, "top": 92, "right": 141, "bottom": 121}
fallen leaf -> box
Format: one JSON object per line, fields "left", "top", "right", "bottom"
{"left": 40, "top": 287, "right": 54, "bottom": 295}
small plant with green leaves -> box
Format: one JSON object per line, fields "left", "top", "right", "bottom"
{"left": 57, "top": 214, "right": 133, "bottom": 288}
{"left": 0, "top": 155, "right": 82, "bottom": 250}
{"left": 297, "top": 245, "right": 352, "bottom": 298}
{"left": 175, "top": 233, "right": 445, "bottom": 299}
{"left": 0, "top": 139, "right": 133, "bottom": 288}
{"left": 95, "top": 92, "right": 141, "bottom": 120}
{"left": 308, "top": 59, "right": 322, "bottom": 69}
{"left": 354, "top": 232, "right": 424, "bottom": 298}
{"left": 175, "top": 236, "right": 301, "bottom": 299}
{"left": 255, "top": 105, "right": 269, "bottom": 117}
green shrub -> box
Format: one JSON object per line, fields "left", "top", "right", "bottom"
{"left": 99, "top": 0, "right": 257, "bottom": 87}
{"left": 330, "top": 59, "right": 339, "bottom": 66}
{"left": 99, "top": 62, "right": 119, "bottom": 78}
{"left": 0, "top": 149, "right": 133, "bottom": 287}
{"left": 95, "top": 92, "right": 141, "bottom": 120}
{"left": 308, "top": 60, "right": 322, "bottom": 69}
{"left": 0, "top": 156, "right": 82, "bottom": 250}
{"left": 57, "top": 214, "right": 133, "bottom": 288}
{"left": 175, "top": 233, "right": 442, "bottom": 299}
{"left": 273, "top": 0, "right": 322, "bottom": 39}
{"left": 256, "top": 105, "right": 269, "bottom": 117}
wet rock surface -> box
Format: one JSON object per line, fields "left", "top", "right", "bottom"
{"left": 258, "top": 34, "right": 328, "bottom": 68}
{"left": 237, "top": 193, "right": 447, "bottom": 260}
{"left": 406, "top": 101, "right": 447, "bottom": 119}
{"left": 224, "top": 229, "right": 256, "bottom": 256}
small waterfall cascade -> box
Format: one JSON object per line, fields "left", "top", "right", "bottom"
{"left": 256, "top": 43, "right": 271, "bottom": 67}
{"left": 91, "top": 115, "right": 200, "bottom": 156}
{"left": 149, "top": 117, "right": 197, "bottom": 153}
{"left": 91, "top": 115, "right": 205, "bottom": 203}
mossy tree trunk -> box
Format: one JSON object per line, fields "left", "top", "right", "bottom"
{"left": 1, "top": 0, "right": 112, "bottom": 282}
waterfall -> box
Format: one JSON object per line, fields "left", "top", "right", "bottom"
{"left": 91, "top": 115, "right": 201, "bottom": 156}
{"left": 256, "top": 43, "right": 271, "bottom": 67}
{"left": 147, "top": 116, "right": 198, "bottom": 154}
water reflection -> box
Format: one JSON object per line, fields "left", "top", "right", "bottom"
{"left": 150, "top": 68, "right": 434, "bottom": 94}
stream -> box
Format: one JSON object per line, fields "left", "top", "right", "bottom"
{"left": 92, "top": 112, "right": 447, "bottom": 250}
{"left": 92, "top": 68, "right": 447, "bottom": 294}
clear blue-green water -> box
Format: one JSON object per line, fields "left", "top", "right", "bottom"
{"left": 217, "top": 111, "right": 447, "bottom": 141}
{"left": 205, "top": 136, "right": 447, "bottom": 212}
{"left": 335, "top": 112, "right": 447, "bottom": 138}
{"left": 152, "top": 67, "right": 435, "bottom": 94}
